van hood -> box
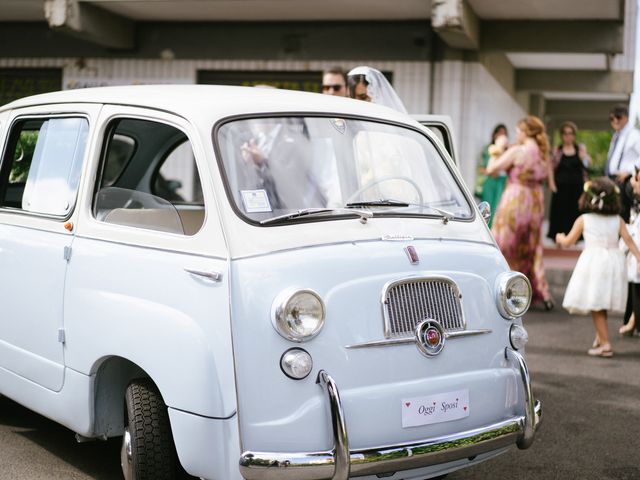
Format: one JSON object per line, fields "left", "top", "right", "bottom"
{"left": 229, "top": 238, "right": 521, "bottom": 455}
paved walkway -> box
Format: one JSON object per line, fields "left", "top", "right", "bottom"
{"left": 543, "top": 245, "right": 580, "bottom": 271}
{"left": 541, "top": 244, "right": 581, "bottom": 306}
{"left": 449, "top": 306, "right": 640, "bottom": 480}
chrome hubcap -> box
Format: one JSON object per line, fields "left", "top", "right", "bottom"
{"left": 120, "top": 427, "right": 133, "bottom": 480}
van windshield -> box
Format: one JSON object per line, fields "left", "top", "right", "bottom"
{"left": 215, "top": 117, "right": 472, "bottom": 224}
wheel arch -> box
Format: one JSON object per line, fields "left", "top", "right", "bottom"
{"left": 93, "top": 355, "right": 148, "bottom": 438}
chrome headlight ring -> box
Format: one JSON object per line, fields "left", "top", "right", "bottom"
{"left": 496, "top": 272, "right": 532, "bottom": 319}
{"left": 271, "top": 287, "right": 326, "bottom": 342}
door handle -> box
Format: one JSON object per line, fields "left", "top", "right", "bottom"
{"left": 184, "top": 268, "right": 223, "bottom": 282}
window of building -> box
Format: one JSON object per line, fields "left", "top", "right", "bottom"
{"left": 0, "top": 68, "right": 62, "bottom": 105}
{"left": 197, "top": 69, "right": 393, "bottom": 94}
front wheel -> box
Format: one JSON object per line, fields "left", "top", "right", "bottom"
{"left": 121, "top": 379, "right": 179, "bottom": 480}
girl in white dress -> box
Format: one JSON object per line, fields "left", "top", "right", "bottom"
{"left": 556, "top": 177, "right": 640, "bottom": 357}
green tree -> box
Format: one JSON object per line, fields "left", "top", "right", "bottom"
{"left": 10, "top": 130, "right": 38, "bottom": 183}
{"left": 552, "top": 129, "right": 611, "bottom": 177}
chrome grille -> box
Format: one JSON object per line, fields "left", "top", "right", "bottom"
{"left": 382, "top": 277, "right": 465, "bottom": 337}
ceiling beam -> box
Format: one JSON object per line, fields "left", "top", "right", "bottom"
{"left": 545, "top": 99, "right": 627, "bottom": 118}
{"left": 544, "top": 96, "right": 633, "bottom": 132}
{"left": 516, "top": 70, "right": 633, "bottom": 94}
{"left": 482, "top": 21, "right": 624, "bottom": 54}
{"left": 44, "top": 0, "right": 134, "bottom": 49}
{"left": 431, "top": 0, "right": 480, "bottom": 50}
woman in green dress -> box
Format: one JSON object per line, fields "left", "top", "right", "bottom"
{"left": 476, "top": 124, "right": 509, "bottom": 227}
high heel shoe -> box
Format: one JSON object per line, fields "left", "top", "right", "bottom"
{"left": 619, "top": 322, "right": 635, "bottom": 337}
{"left": 619, "top": 315, "right": 636, "bottom": 337}
{"left": 543, "top": 298, "right": 555, "bottom": 311}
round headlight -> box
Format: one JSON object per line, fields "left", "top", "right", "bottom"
{"left": 272, "top": 288, "right": 325, "bottom": 342}
{"left": 510, "top": 324, "right": 529, "bottom": 350}
{"left": 280, "top": 348, "right": 313, "bottom": 379}
{"left": 496, "top": 272, "right": 532, "bottom": 319}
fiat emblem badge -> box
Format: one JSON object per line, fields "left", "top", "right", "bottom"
{"left": 415, "top": 319, "right": 445, "bottom": 357}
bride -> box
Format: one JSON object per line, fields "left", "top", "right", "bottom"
{"left": 347, "top": 66, "right": 408, "bottom": 114}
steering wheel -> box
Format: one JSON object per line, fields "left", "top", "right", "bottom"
{"left": 346, "top": 175, "right": 424, "bottom": 209}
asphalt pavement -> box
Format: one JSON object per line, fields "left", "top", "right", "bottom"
{"left": 1, "top": 306, "right": 639, "bottom": 479}
{"left": 449, "top": 306, "right": 640, "bottom": 480}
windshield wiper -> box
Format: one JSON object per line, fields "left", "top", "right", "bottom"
{"left": 260, "top": 207, "right": 373, "bottom": 225}
{"left": 421, "top": 205, "right": 456, "bottom": 224}
{"left": 346, "top": 199, "right": 456, "bottom": 224}
{"left": 379, "top": 200, "right": 456, "bottom": 224}
{"left": 345, "top": 199, "right": 410, "bottom": 208}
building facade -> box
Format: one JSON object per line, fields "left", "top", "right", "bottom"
{"left": 0, "top": 0, "right": 636, "bottom": 187}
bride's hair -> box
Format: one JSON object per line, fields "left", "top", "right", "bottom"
{"left": 347, "top": 74, "right": 367, "bottom": 99}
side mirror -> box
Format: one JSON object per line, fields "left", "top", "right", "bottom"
{"left": 478, "top": 201, "right": 491, "bottom": 224}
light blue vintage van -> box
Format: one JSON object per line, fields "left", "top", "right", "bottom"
{"left": 0, "top": 85, "right": 540, "bottom": 480}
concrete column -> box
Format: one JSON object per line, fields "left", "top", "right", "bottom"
{"left": 431, "top": 0, "right": 480, "bottom": 50}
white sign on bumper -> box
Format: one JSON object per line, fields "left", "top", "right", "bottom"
{"left": 402, "top": 389, "right": 470, "bottom": 428}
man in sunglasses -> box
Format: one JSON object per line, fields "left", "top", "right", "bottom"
{"left": 321, "top": 67, "right": 347, "bottom": 97}
{"left": 605, "top": 104, "right": 640, "bottom": 221}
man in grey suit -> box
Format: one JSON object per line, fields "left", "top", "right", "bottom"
{"left": 240, "top": 119, "right": 330, "bottom": 212}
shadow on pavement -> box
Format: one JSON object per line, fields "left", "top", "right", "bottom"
{"left": 452, "top": 371, "right": 640, "bottom": 479}
{"left": 0, "top": 395, "right": 121, "bottom": 479}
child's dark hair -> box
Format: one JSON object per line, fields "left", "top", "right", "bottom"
{"left": 578, "top": 176, "right": 621, "bottom": 215}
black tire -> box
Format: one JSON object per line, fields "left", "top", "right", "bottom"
{"left": 121, "top": 379, "right": 178, "bottom": 480}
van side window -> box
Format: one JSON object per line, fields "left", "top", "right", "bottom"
{"left": 423, "top": 124, "right": 454, "bottom": 159}
{"left": 153, "top": 140, "right": 203, "bottom": 204}
{"left": 102, "top": 133, "right": 136, "bottom": 187}
{"left": 94, "top": 118, "right": 205, "bottom": 236}
{"left": 0, "top": 117, "right": 89, "bottom": 216}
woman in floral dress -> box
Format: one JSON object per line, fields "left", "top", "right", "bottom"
{"left": 487, "top": 116, "right": 554, "bottom": 310}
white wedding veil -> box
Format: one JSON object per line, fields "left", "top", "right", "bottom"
{"left": 347, "top": 66, "right": 408, "bottom": 114}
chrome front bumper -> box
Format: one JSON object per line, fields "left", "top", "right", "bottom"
{"left": 239, "top": 348, "right": 542, "bottom": 480}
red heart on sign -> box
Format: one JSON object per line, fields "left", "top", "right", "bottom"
{"left": 405, "top": 402, "right": 411, "bottom": 407}
{"left": 464, "top": 406, "right": 467, "bottom": 411}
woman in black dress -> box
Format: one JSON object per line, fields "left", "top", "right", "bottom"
{"left": 547, "top": 121, "right": 592, "bottom": 240}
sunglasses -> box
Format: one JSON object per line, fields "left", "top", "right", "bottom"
{"left": 322, "top": 84, "right": 345, "bottom": 92}
{"left": 561, "top": 130, "right": 575, "bottom": 135}
{"left": 610, "top": 114, "right": 622, "bottom": 121}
